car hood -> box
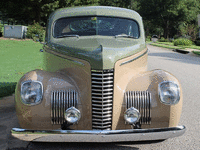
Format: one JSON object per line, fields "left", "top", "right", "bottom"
{"left": 49, "top": 36, "right": 146, "bottom": 70}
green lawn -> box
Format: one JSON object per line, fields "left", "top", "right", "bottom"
{"left": 193, "top": 51, "right": 200, "bottom": 55}
{"left": 185, "top": 45, "right": 200, "bottom": 50}
{"left": 151, "top": 42, "right": 184, "bottom": 49}
{"left": 0, "top": 39, "right": 43, "bottom": 82}
{"left": 0, "top": 39, "right": 43, "bottom": 98}
{"left": 151, "top": 41, "right": 200, "bottom": 50}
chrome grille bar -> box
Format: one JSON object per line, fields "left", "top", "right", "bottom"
{"left": 125, "top": 91, "right": 151, "bottom": 124}
{"left": 51, "top": 90, "right": 78, "bottom": 124}
{"left": 91, "top": 70, "right": 114, "bottom": 130}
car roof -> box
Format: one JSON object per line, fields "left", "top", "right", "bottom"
{"left": 49, "top": 6, "right": 142, "bottom": 23}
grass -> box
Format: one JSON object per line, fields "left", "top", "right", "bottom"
{"left": 151, "top": 41, "right": 200, "bottom": 50}
{"left": 151, "top": 42, "right": 184, "bottom": 49}
{"left": 156, "top": 42, "right": 174, "bottom": 46}
{"left": 0, "top": 39, "right": 43, "bottom": 98}
{"left": 185, "top": 45, "right": 200, "bottom": 50}
{"left": 192, "top": 51, "right": 200, "bottom": 55}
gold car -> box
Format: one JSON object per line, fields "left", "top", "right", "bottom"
{"left": 12, "top": 6, "right": 185, "bottom": 142}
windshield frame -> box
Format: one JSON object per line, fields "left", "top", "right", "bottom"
{"left": 52, "top": 16, "right": 140, "bottom": 39}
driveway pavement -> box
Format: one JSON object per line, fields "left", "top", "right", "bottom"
{"left": 0, "top": 94, "right": 29, "bottom": 150}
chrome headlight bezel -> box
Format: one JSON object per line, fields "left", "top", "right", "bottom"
{"left": 158, "top": 81, "right": 180, "bottom": 105}
{"left": 20, "top": 80, "right": 43, "bottom": 106}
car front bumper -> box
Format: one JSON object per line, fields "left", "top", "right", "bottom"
{"left": 11, "top": 125, "right": 186, "bottom": 142}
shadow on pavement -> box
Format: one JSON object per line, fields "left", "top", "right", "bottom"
{"left": 27, "top": 140, "right": 162, "bottom": 150}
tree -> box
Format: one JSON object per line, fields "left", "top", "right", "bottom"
{"left": 58, "top": 0, "right": 98, "bottom": 7}
{"left": 0, "top": 0, "right": 58, "bottom": 25}
{"left": 137, "top": 0, "right": 186, "bottom": 38}
{"left": 98, "top": 0, "right": 131, "bottom": 8}
{"left": 178, "top": 0, "right": 200, "bottom": 40}
{"left": 0, "top": 0, "right": 100, "bottom": 25}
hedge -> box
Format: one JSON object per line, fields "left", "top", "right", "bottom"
{"left": 173, "top": 38, "right": 192, "bottom": 46}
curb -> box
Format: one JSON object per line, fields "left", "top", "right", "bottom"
{"left": 148, "top": 44, "right": 200, "bottom": 57}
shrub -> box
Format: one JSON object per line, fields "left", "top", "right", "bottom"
{"left": 26, "top": 22, "right": 45, "bottom": 42}
{"left": 146, "top": 36, "right": 151, "bottom": 41}
{"left": 159, "top": 37, "right": 169, "bottom": 42}
{"left": 0, "top": 23, "right": 3, "bottom": 37}
{"left": 195, "top": 40, "right": 200, "bottom": 46}
{"left": 173, "top": 35, "right": 179, "bottom": 39}
{"left": 173, "top": 38, "right": 193, "bottom": 46}
{"left": 0, "top": 82, "right": 17, "bottom": 98}
{"left": 195, "top": 38, "right": 200, "bottom": 46}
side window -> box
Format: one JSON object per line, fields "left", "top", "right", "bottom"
{"left": 131, "top": 21, "right": 139, "bottom": 38}
{"left": 54, "top": 20, "right": 70, "bottom": 37}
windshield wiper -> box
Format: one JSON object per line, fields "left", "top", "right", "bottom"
{"left": 57, "top": 34, "right": 79, "bottom": 38}
{"left": 115, "top": 34, "right": 137, "bottom": 39}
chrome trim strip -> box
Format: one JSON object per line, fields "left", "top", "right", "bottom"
{"left": 11, "top": 126, "right": 186, "bottom": 142}
{"left": 92, "top": 77, "right": 113, "bottom": 80}
{"left": 120, "top": 49, "right": 148, "bottom": 66}
{"left": 45, "top": 49, "right": 85, "bottom": 66}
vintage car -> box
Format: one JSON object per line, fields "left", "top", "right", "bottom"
{"left": 12, "top": 6, "right": 185, "bottom": 142}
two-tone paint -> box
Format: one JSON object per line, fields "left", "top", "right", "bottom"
{"left": 13, "top": 6, "right": 185, "bottom": 141}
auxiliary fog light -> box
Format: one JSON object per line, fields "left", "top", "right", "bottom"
{"left": 64, "top": 107, "right": 81, "bottom": 124}
{"left": 124, "top": 107, "right": 140, "bottom": 124}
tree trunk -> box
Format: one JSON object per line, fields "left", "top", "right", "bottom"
{"left": 32, "top": 1, "right": 41, "bottom": 23}
{"left": 163, "top": 20, "right": 169, "bottom": 39}
{"left": 35, "top": 6, "right": 41, "bottom": 23}
{"left": 146, "top": 26, "right": 149, "bottom": 37}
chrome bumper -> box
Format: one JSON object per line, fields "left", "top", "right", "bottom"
{"left": 11, "top": 125, "right": 186, "bottom": 142}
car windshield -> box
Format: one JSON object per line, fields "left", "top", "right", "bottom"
{"left": 54, "top": 16, "right": 140, "bottom": 38}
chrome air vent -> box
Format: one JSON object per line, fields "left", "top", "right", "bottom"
{"left": 91, "top": 69, "right": 114, "bottom": 130}
{"left": 125, "top": 91, "right": 151, "bottom": 124}
{"left": 51, "top": 90, "right": 78, "bottom": 124}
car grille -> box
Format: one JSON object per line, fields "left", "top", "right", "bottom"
{"left": 51, "top": 90, "right": 78, "bottom": 124}
{"left": 125, "top": 91, "right": 151, "bottom": 124}
{"left": 91, "top": 69, "right": 114, "bottom": 130}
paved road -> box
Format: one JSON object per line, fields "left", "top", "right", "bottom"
{"left": 1, "top": 45, "right": 200, "bottom": 149}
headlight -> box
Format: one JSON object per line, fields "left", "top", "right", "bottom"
{"left": 158, "top": 81, "right": 180, "bottom": 105}
{"left": 124, "top": 107, "right": 140, "bottom": 124}
{"left": 64, "top": 107, "right": 81, "bottom": 124}
{"left": 21, "top": 80, "right": 43, "bottom": 105}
